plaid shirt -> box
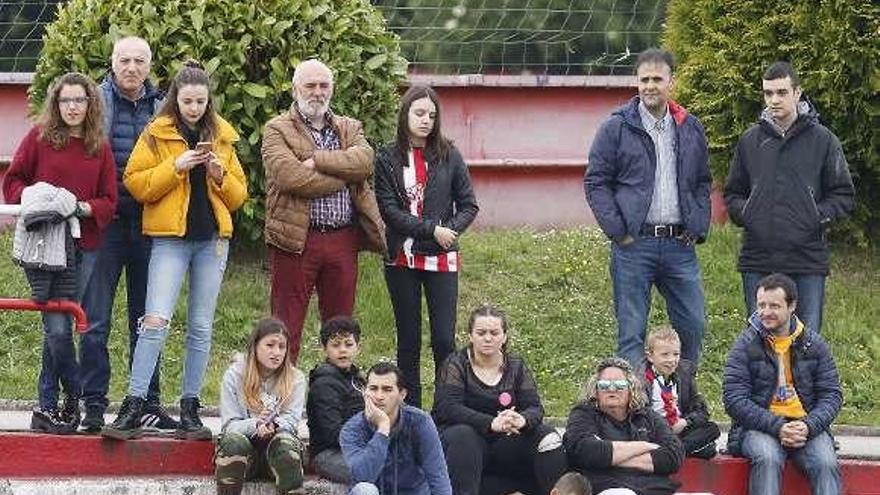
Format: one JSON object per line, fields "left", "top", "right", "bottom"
{"left": 296, "top": 103, "right": 353, "bottom": 228}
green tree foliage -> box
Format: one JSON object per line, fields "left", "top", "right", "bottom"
{"left": 29, "top": 0, "right": 408, "bottom": 241}
{"left": 664, "top": 0, "right": 880, "bottom": 241}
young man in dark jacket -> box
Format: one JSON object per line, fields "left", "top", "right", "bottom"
{"left": 640, "top": 326, "right": 719, "bottom": 459}
{"left": 307, "top": 317, "right": 366, "bottom": 485}
{"left": 585, "top": 48, "right": 712, "bottom": 367}
{"left": 341, "top": 362, "right": 451, "bottom": 495}
{"left": 724, "top": 61, "right": 854, "bottom": 334}
{"left": 723, "top": 273, "right": 842, "bottom": 495}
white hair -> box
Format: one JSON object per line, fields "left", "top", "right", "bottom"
{"left": 292, "top": 59, "right": 333, "bottom": 86}
{"left": 112, "top": 36, "right": 152, "bottom": 62}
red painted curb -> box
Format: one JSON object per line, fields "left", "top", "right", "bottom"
{"left": 3, "top": 432, "right": 879, "bottom": 494}
{"left": 0, "top": 432, "right": 214, "bottom": 476}
{"left": 675, "top": 455, "right": 880, "bottom": 495}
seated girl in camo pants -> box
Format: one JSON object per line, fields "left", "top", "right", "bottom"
{"left": 215, "top": 318, "right": 306, "bottom": 495}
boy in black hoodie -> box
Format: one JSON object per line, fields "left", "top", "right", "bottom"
{"left": 641, "top": 326, "right": 719, "bottom": 459}
{"left": 307, "top": 316, "right": 367, "bottom": 484}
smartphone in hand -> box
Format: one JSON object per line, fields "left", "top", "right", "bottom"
{"left": 195, "top": 141, "right": 213, "bottom": 153}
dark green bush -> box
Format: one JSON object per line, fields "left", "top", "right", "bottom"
{"left": 664, "top": 0, "right": 880, "bottom": 243}
{"left": 30, "top": 0, "right": 407, "bottom": 241}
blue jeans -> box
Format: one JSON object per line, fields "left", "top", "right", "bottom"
{"left": 127, "top": 237, "right": 228, "bottom": 399}
{"left": 610, "top": 237, "right": 706, "bottom": 366}
{"left": 742, "top": 272, "right": 826, "bottom": 333}
{"left": 741, "top": 429, "right": 840, "bottom": 495}
{"left": 79, "top": 216, "right": 159, "bottom": 410}
{"left": 37, "top": 250, "right": 97, "bottom": 409}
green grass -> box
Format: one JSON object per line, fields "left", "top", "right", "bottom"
{"left": 0, "top": 226, "right": 878, "bottom": 424}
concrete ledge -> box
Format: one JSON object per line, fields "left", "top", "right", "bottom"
{"left": 407, "top": 73, "right": 636, "bottom": 88}
{"left": 0, "top": 476, "right": 336, "bottom": 495}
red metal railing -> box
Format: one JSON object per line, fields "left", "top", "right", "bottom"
{"left": 0, "top": 298, "right": 88, "bottom": 333}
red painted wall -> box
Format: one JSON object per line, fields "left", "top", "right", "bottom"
{"left": 0, "top": 77, "right": 728, "bottom": 229}
{"left": 0, "top": 84, "right": 31, "bottom": 164}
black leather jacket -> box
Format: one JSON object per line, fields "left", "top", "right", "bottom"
{"left": 374, "top": 143, "right": 479, "bottom": 262}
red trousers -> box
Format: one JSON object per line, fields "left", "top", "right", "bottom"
{"left": 269, "top": 227, "right": 358, "bottom": 364}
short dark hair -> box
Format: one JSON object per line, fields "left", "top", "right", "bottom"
{"left": 367, "top": 362, "right": 407, "bottom": 391}
{"left": 763, "top": 61, "right": 800, "bottom": 87}
{"left": 553, "top": 472, "right": 592, "bottom": 495}
{"left": 635, "top": 48, "right": 675, "bottom": 74}
{"left": 757, "top": 273, "right": 799, "bottom": 305}
{"left": 320, "top": 316, "right": 362, "bottom": 346}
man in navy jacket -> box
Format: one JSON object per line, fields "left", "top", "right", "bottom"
{"left": 585, "top": 48, "right": 712, "bottom": 367}
{"left": 341, "top": 362, "right": 451, "bottom": 495}
{"left": 79, "top": 36, "right": 176, "bottom": 433}
{"left": 723, "top": 273, "right": 841, "bottom": 495}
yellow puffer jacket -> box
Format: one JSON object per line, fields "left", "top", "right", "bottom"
{"left": 124, "top": 114, "right": 248, "bottom": 238}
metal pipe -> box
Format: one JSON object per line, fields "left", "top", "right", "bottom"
{"left": 0, "top": 298, "right": 88, "bottom": 333}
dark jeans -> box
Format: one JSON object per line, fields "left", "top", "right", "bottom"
{"left": 385, "top": 266, "right": 458, "bottom": 408}
{"left": 610, "top": 237, "right": 706, "bottom": 367}
{"left": 37, "top": 250, "right": 97, "bottom": 409}
{"left": 441, "top": 423, "right": 567, "bottom": 495}
{"left": 742, "top": 271, "right": 826, "bottom": 333}
{"left": 79, "top": 216, "right": 159, "bottom": 410}
{"left": 269, "top": 227, "right": 359, "bottom": 365}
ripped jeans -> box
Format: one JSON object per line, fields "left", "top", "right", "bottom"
{"left": 127, "top": 237, "right": 228, "bottom": 399}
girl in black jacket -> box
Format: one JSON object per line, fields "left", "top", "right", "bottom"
{"left": 432, "top": 305, "right": 567, "bottom": 495}
{"left": 374, "top": 85, "right": 478, "bottom": 408}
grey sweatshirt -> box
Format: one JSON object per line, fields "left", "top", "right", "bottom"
{"left": 219, "top": 353, "right": 306, "bottom": 437}
{"left": 13, "top": 182, "right": 81, "bottom": 269}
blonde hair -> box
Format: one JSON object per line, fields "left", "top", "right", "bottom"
{"left": 242, "top": 318, "right": 296, "bottom": 413}
{"left": 582, "top": 357, "right": 646, "bottom": 413}
{"left": 645, "top": 324, "right": 681, "bottom": 353}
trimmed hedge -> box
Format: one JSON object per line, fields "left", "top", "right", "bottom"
{"left": 30, "top": 0, "right": 408, "bottom": 241}
{"left": 664, "top": 0, "right": 880, "bottom": 243}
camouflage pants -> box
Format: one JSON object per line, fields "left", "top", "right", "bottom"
{"left": 215, "top": 431, "right": 304, "bottom": 495}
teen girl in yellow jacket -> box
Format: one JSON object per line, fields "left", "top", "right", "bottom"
{"left": 104, "top": 60, "right": 247, "bottom": 441}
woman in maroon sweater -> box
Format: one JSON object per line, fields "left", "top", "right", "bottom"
{"left": 2, "top": 72, "right": 117, "bottom": 434}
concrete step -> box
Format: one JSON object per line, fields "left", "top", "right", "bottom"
{"left": 0, "top": 476, "right": 339, "bottom": 495}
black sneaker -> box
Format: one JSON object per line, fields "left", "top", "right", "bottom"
{"left": 80, "top": 405, "right": 105, "bottom": 433}
{"left": 140, "top": 402, "right": 180, "bottom": 431}
{"left": 101, "top": 396, "right": 145, "bottom": 441}
{"left": 31, "top": 406, "right": 76, "bottom": 435}
{"left": 59, "top": 395, "right": 81, "bottom": 431}
{"left": 175, "top": 397, "right": 212, "bottom": 440}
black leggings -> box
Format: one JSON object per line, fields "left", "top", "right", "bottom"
{"left": 441, "top": 423, "right": 568, "bottom": 495}
{"left": 385, "top": 266, "right": 458, "bottom": 408}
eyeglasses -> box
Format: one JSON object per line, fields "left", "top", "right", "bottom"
{"left": 596, "top": 379, "right": 630, "bottom": 392}
{"left": 58, "top": 97, "right": 90, "bottom": 107}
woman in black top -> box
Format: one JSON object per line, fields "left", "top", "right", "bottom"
{"left": 432, "top": 305, "right": 567, "bottom": 495}
{"left": 374, "top": 84, "right": 478, "bottom": 408}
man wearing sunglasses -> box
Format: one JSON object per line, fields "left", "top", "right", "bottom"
{"left": 564, "top": 357, "right": 684, "bottom": 495}
{"left": 723, "top": 273, "right": 841, "bottom": 495}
